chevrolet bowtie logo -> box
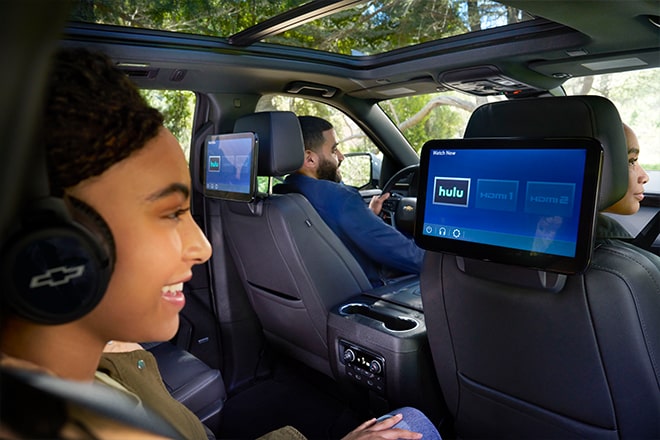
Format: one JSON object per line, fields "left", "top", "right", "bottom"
{"left": 29, "top": 265, "right": 86, "bottom": 288}
{"left": 402, "top": 205, "right": 414, "bottom": 212}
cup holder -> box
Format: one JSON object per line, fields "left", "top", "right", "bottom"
{"left": 339, "top": 303, "right": 418, "bottom": 332}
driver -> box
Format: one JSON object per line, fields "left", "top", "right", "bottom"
{"left": 274, "top": 115, "right": 424, "bottom": 287}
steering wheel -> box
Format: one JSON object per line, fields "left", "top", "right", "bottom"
{"left": 379, "top": 164, "right": 419, "bottom": 235}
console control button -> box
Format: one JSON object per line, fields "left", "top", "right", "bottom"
{"left": 369, "top": 360, "right": 382, "bottom": 374}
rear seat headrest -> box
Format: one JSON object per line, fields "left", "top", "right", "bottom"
{"left": 465, "top": 95, "right": 628, "bottom": 211}
{"left": 233, "top": 111, "right": 304, "bottom": 177}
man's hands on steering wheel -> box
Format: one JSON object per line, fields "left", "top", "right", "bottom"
{"left": 369, "top": 192, "right": 391, "bottom": 216}
{"left": 376, "top": 165, "right": 419, "bottom": 236}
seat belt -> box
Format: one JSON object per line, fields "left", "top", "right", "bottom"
{"left": 1, "top": 366, "right": 184, "bottom": 439}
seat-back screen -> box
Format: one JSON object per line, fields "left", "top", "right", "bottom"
{"left": 415, "top": 137, "right": 603, "bottom": 274}
{"left": 203, "top": 132, "right": 258, "bottom": 202}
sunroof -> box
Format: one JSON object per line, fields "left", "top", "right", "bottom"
{"left": 69, "top": 0, "right": 534, "bottom": 56}
{"left": 261, "top": 0, "right": 535, "bottom": 56}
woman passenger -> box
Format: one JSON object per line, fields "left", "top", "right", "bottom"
{"left": 597, "top": 123, "right": 650, "bottom": 238}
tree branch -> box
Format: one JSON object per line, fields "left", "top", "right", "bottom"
{"left": 398, "top": 95, "right": 475, "bottom": 131}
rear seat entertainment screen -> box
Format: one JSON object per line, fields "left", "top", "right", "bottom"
{"left": 415, "top": 138, "right": 603, "bottom": 274}
{"left": 203, "top": 132, "right": 258, "bottom": 202}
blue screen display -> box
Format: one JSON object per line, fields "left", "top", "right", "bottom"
{"left": 421, "top": 147, "right": 588, "bottom": 257}
{"left": 204, "top": 133, "right": 256, "bottom": 200}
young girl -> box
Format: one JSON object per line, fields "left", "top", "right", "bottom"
{"left": 0, "top": 48, "right": 440, "bottom": 440}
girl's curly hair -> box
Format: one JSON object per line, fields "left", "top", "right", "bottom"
{"left": 44, "top": 48, "right": 164, "bottom": 194}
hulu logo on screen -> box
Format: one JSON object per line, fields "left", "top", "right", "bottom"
{"left": 209, "top": 156, "right": 221, "bottom": 172}
{"left": 433, "top": 177, "right": 470, "bottom": 207}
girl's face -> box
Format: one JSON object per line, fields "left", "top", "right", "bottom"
{"left": 68, "top": 128, "right": 212, "bottom": 343}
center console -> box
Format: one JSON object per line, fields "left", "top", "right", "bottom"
{"left": 328, "top": 276, "right": 444, "bottom": 418}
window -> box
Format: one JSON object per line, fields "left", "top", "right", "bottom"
{"left": 140, "top": 90, "right": 196, "bottom": 159}
{"left": 257, "top": 95, "right": 380, "bottom": 189}
{"left": 379, "top": 69, "right": 660, "bottom": 194}
{"left": 562, "top": 69, "right": 660, "bottom": 193}
{"left": 69, "top": 0, "right": 533, "bottom": 57}
{"left": 379, "top": 90, "right": 504, "bottom": 152}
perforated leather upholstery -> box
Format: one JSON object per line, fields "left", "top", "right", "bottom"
{"left": 220, "top": 111, "right": 372, "bottom": 376}
{"left": 421, "top": 96, "right": 660, "bottom": 438}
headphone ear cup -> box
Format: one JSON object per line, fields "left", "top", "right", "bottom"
{"left": 1, "top": 197, "right": 115, "bottom": 325}
{"left": 67, "top": 196, "right": 116, "bottom": 271}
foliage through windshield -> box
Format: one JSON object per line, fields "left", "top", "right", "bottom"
{"left": 379, "top": 69, "right": 660, "bottom": 166}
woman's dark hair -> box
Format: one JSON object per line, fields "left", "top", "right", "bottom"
{"left": 44, "top": 48, "right": 164, "bottom": 194}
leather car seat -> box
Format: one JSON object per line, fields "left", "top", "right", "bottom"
{"left": 420, "top": 96, "right": 660, "bottom": 438}
{"left": 219, "top": 111, "right": 372, "bottom": 377}
{"left": 144, "top": 341, "right": 225, "bottom": 435}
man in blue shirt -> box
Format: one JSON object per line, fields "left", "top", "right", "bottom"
{"left": 274, "top": 115, "right": 424, "bottom": 287}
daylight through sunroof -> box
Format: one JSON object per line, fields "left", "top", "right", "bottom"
{"left": 69, "top": 0, "right": 533, "bottom": 56}
{"left": 263, "top": 0, "right": 535, "bottom": 56}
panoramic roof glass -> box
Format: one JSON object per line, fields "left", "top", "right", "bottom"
{"left": 69, "top": 0, "right": 534, "bottom": 56}
{"left": 261, "top": 0, "right": 535, "bottom": 56}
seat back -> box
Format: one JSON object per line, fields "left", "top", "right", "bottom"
{"left": 421, "top": 96, "right": 660, "bottom": 438}
{"left": 220, "top": 111, "right": 372, "bottom": 376}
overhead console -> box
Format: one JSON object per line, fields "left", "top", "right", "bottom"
{"left": 439, "top": 65, "right": 549, "bottom": 98}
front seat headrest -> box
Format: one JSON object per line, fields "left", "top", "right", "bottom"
{"left": 234, "top": 111, "right": 304, "bottom": 177}
{"left": 465, "top": 95, "right": 628, "bottom": 211}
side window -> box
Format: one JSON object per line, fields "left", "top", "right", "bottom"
{"left": 140, "top": 89, "right": 196, "bottom": 160}
{"left": 256, "top": 95, "right": 381, "bottom": 189}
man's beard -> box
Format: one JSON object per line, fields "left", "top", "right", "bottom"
{"left": 317, "top": 156, "right": 342, "bottom": 183}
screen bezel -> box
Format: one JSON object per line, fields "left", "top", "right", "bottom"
{"left": 203, "top": 132, "right": 258, "bottom": 202}
{"left": 414, "top": 137, "right": 603, "bottom": 274}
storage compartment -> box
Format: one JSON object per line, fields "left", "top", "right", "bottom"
{"left": 328, "top": 295, "right": 440, "bottom": 410}
{"left": 339, "top": 303, "right": 419, "bottom": 331}
{"left": 327, "top": 278, "right": 447, "bottom": 426}
{"left": 362, "top": 275, "right": 423, "bottom": 312}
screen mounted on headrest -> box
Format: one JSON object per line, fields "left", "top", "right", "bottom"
{"left": 203, "top": 132, "right": 258, "bottom": 202}
{"left": 415, "top": 137, "right": 603, "bottom": 274}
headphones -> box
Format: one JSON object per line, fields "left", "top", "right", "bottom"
{"left": 0, "top": 195, "right": 116, "bottom": 325}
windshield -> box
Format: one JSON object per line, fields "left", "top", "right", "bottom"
{"left": 379, "top": 90, "right": 504, "bottom": 151}
{"left": 379, "top": 68, "right": 660, "bottom": 192}
{"left": 564, "top": 70, "right": 660, "bottom": 194}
